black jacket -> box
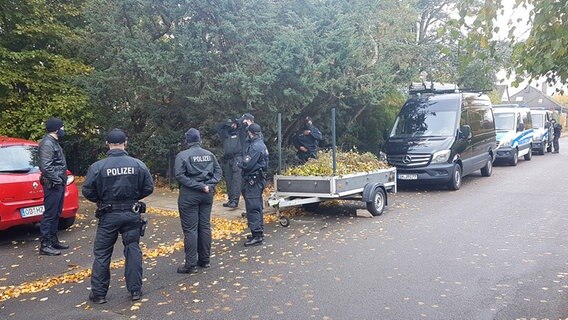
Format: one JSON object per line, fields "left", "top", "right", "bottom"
{"left": 293, "top": 124, "right": 322, "bottom": 154}
{"left": 175, "top": 142, "right": 223, "bottom": 192}
{"left": 553, "top": 123, "right": 562, "bottom": 137}
{"left": 82, "top": 149, "right": 154, "bottom": 203}
{"left": 240, "top": 136, "right": 269, "bottom": 176}
{"left": 215, "top": 123, "right": 242, "bottom": 159}
{"left": 38, "top": 134, "right": 67, "bottom": 185}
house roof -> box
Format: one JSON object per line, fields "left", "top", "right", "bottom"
{"left": 509, "top": 85, "right": 564, "bottom": 111}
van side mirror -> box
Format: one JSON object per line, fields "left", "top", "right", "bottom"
{"left": 459, "top": 125, "right": 472, "bottom": 139}
{"left": 545, "top": 122, "right": 551, "bottom": 129}
{"left": 517, "top": 122, "right": 525, "bottom": 132}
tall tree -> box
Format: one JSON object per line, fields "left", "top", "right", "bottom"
{"left": 511, "top": 0, "right": 568, "bottom": 88}
{"left": 0, "top": 0, "right": 92, "bottom": 140}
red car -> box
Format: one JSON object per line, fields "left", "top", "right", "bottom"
{"left": 0, "top": 136, "right": 79, "bottom": 231}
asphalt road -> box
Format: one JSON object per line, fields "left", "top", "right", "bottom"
{"left": 1, "top": 139, "right": 567, "bottom": 320}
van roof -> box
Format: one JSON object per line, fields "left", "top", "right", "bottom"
{"left": 493, "top": 106, "right": 529, "bottom": 114}
{"left": 411, "top": 92, "right": 489, "bottom": 102}
{"left": 493, "top": 103, "right": 521, "bottom": 108}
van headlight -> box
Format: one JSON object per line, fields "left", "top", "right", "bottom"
{"left": 533, "top": 136, "right": 542, "bottom": 142}
{"left": 66, "top": 175, "right": 75, "bottom": 186}
{"left": 499, "top": 139, "right": 511, "bottom": 148}
{"left": 431, "top": 150, "right": 451, "bottom": 163}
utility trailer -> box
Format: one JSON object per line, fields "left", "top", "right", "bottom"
{"left": 268, "top": 167, "right": 397, "bottom": 227}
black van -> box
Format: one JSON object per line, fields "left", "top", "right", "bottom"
{"left": 383, "top": 83, "right": 497, "bottom": 190}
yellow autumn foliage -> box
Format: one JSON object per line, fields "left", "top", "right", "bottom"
{"left": 283, "top": 149, "right": 389, "bottom": 176}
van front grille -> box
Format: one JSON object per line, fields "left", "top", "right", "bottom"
{"left": 387, "top": 154, "right": 431, "bottom": 167}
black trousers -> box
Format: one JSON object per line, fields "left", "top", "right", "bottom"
{"left": 178, "top": 189, "right": 214, "bottom": 267}
{"left": 553, "top": 135, "right": 560, "bottom": 152}
{"left": 91, "top": 211, "right": 142, "bottom": 298}
{"left": 242, "top": 178, "right": 265, "bottom": 237}
{"left": 40, "top": 184, "right": 65, "bottom": 242}
{"left": 222, "top": 157, "right": 242, "bottom": 204}
{"left": 297, "top": 151, "right": 316, "bottom": 164}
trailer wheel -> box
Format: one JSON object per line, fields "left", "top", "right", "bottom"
{"left": 279, "top": 216, "right": 290, "bottom": 227}
{"left": 366, "top": 187, "right": 386, "bottom": 216}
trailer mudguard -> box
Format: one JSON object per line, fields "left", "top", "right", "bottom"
{"left": 362, "top": 183, "right": 388, "bottom": 206}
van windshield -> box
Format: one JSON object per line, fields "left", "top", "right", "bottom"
{"left": 390, "top": 100, "right": 458, "bottom": 138}
{"left": 494, "top": 112, "right": 515, "bottom": 131}
{"left": 532, "top": 113, "right": 545, "bottom": 128}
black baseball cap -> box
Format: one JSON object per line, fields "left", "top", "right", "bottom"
{"left": 242, "top": 113, "right": 255, "bottom": 121}
{"left": 106, "top": 128, "right": 127, "bottom": 144}
{"left": 247, "top": 123, "right": 262, "bottom": 134}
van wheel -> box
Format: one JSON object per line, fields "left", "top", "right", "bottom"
{"left": 447, "top": 164, "right": 462, "bottom": 190}
{"left": 524, "top": 147, "right": 532, "bottom": 160}
{"left": 509, "top": 149, "right": 518, "bottom": 166}
{"left": 539, "top": 145, "right": 545, "bottom": 155}
{"left": 480, "top": 157, "right": 492, "bottom": 177}
{"left": 547, "top": 144, "right": 552, "bottom": 152}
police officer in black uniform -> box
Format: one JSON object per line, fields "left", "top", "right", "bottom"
{"left": 293, "top": 116, "right": 323, "bottom": 163}
{"left": 82, "top": 129, "right": 154, "bottom": 304}
{"left": 552, "top": 119, "right": 562, "bottom": 153}
{"left": 237, "top": 113, "right": 256, "bottom": 151}
{"left": 240, "top": 123, "right": 269, "bottom": 247}
{"left": 38, "top": 117, "right": 69, "bottom": 256}
{"left": 175, "top": 128, "right": 222, "bottom": 273}
{"left": 215, "top": 119, "right": 242, "bottom": 208}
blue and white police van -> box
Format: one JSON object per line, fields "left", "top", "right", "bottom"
{"left": 530, "top": 109, "right": 554, "bottom": 155}
{"left": 493, "top": 104, "right": 534, "bottom": 166}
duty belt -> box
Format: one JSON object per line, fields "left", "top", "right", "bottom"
{"left": 109, "top": 203, "right": 137, "bottom": 211}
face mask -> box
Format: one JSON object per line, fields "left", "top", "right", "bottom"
{"left": 56, "top": 128, "right": 65, "bottom": 139}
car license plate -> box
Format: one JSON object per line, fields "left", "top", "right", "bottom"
{"left": 20, "top": 205, "right": 45, "bottom": 218}
{"left": 398, "top": 174, "right": 418, "bottom": 180}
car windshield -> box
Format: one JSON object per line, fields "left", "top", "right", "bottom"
{"left": 0, "top": 145, "right": 39, "bottom": 173}
{"left": 390, "top": 99, "right": 458, "bottom": 137}
{"left": 494, "top": 112, "right": 515, "bottom": 131}
{"left": 532, "top": 114, "right": 545, "bottom": 128}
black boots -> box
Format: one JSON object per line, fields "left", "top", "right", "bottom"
{"left": 52, "top": 236, "right": 70, "bottom": 250}
{"left": 131, "top": 291, "right": 142, "bottom": 301}
{"left": 39, "top": 236, "right": 69, "bottom": 255}
{"left": 222, "top": 201, "right": 238, "bottom": 208}
{"left": 244, "top": 236, "right": 264, "bottom": 247}
{"left": 177, "top": 265, "right": 198, "bottom": 274}
{"left": 89, "top": 292, "right": 107, "bottom": 304}
{"left": 39, "top": 240, "right": 61, "bottom": 256}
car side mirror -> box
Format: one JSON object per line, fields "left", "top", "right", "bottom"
{"left": 459, "top": 125, "right": 472, "bottom": 139}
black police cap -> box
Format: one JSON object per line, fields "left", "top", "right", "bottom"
{"left": 106, "top": 128, "right": 127, "bottom": 144}
{"left": 248, "top": 123, "right": 262, "bottom": 134}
